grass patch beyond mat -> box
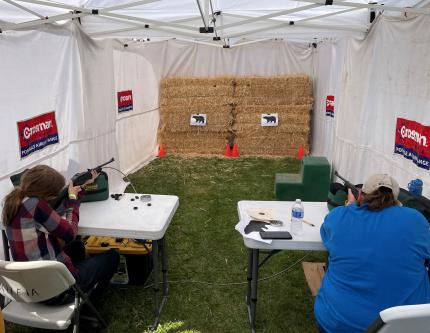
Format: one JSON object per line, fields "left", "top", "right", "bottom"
{"left": 7, "top": 156, "right": 326, "bottom": 333}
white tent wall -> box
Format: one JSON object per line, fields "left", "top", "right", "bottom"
{"left": 0, "top": 25, "right": 81, "bottom": 200}
{"left": 113, "top": 49, "right": 160, "bottom": 173}
{"left": 132, "top": 39, "right": 314, "bottom": 78}
{"left": 73, "top": 25, "right": 125, "bottom": 193}
{"left": 311, "top": 38, "right": 348, "bottom": 161}
{"left": 332, "top": 14, "right": 430, "bottom": 195}
{"left": 0, "top": 23, "right": 128, "bottom": 258}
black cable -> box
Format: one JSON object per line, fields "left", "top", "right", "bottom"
{"left": 141, "top": 253, "right": 309, "bottom": 289}
{"left": 103, "top": 166, "right": 138, "bottom": 194}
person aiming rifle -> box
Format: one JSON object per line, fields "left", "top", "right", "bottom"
{"left": 315, "top": 174, "right": 430, "bottom": 333}
{"left": 2, "top": 161, "right": 119, "bottom": 306}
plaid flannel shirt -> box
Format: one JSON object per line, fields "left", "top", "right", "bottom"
{"left": 6, "top": 196, "right": 81, "bottom": 277}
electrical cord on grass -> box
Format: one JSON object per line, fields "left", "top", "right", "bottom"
{"left": 141, "top": 253, "right": 309, "bottom": 289}
{"left": 103, "top": 166, "right": 138, "bottom": 194}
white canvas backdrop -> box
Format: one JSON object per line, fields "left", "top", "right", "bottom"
{"left": 332, "top": 14, "right": 430, "bottom": 195}
{"left": 113, "top": 48, "right": 160, "bottom": 173}
{"left": 132, "top": 38, "right": 314, "bottom": 78}
{"left": 0, "top": 23, "right": 128, "bottom": 260}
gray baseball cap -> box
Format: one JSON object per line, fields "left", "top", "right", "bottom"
{"left": 362, "top": 174, "right": 400, "bottom": 199}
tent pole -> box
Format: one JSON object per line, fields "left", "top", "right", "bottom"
{"left": 0, "top": 12, "right": 89, "bottom": 32}
{"left": 196, "top": 0, "right": 209, "bottom": 31}
{"left": 298, "top": 0, "right": 430, "bottom": 15}
{"left": 224, "top": 21, "right": 365, "bottom": 39}
{"left": 3, "top": 0, "right": 45, "bottom": 19}
{"left": 217, "top": 4, "right": 321, "bottom": 30}
{"left": 98, "top": 0, "right": 160, "bottom": 13}
{"left": 100, "top": 12, "right": 198, "bottom": 32}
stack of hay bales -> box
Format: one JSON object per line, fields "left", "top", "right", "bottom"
{"left": 159, "top": 75, "right": 313, "bottom": 156}
{"left": 233, "top": 75, "right": 313, "bottom": 156}
{"left": 159, "top": 77, "right": 233, "bottom": 154}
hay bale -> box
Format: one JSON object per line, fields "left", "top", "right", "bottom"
{"left": 161, "top": 76, "right": 235, "bottom": 89}
{"left": 159, "top": 105, "right": 231, "bottom": 133}
{"left": 159, "top": 132, "right": 227, "bottom": 155}
{"left": 159, "top": 75, "right": 313, "bottom": 157}
{"left": 160, "top": 96, "right": 234, "bottom": 107}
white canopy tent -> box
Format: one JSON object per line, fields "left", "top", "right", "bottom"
{"left": 1, "top": 0, "right": 430, "bottom": 201}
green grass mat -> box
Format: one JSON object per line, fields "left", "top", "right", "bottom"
{"left": 7, "top": 156, "right": 326, "bottom": 333}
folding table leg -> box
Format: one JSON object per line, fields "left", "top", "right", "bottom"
{"left": 161, "top": 237, "right": 169, "bottom": 297}
{"left": 150, "top": 240, "right": 160, "bottom": 330}
{"left": 250, "top": 249, "right": 259, "bottom": 333}
{"left": 246, "top": 249, "right": 253, "bottom": 306}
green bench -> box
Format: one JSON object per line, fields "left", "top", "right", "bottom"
{"left": 275, "top": 156, "right": 331, "bottom": 201}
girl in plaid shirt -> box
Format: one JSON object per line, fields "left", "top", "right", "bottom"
{"left": 2, "top": 165, "right": 119, "bottom": 305}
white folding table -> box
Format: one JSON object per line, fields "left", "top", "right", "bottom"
{"left": 2, "top": 193, "right": 179, "bottom": 330}
{"left": 237, "top": 200, "right": 328, "bottom": 333}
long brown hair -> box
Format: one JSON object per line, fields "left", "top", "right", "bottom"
{"left": 2, "top": 165, "right": 65, "bottom": 226}
{"left": 359, "top": 187, "right": 397, "bottom": 211}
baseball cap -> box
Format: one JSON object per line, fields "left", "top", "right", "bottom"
{"left": 362, "top": 174, "right": 400, "bottom": 199}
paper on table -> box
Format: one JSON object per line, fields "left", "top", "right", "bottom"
{"left": 246, "top": 208, "right": 275, "bottom": 222}
{"left": 235, "top": 219, "right": 273, "bottom": 244}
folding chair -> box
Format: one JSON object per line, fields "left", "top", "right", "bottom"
{"left": 0, "top": 260, "right": 106, "bottom": 332}
{"left": 365, "top": 303, "right": 430, "bottom": 333}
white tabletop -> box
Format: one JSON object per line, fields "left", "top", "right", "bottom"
{"left": 237, "top": 200, "right": 328, "bottom": 251}
{"left": 78, "top": 193, "right": 179, "bottom": 240}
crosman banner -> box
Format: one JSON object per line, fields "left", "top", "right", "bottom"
{"left": 17, "top": 111, "right": 59, "bottom": 158}
{"left": 117, "top": 90, "right": 133, "bottom": 113}
{"left": 394, "top": 118, "right": 430, "bottom": 170}
{"left": 326, "top": 95, "right": 334, "bottom": 118}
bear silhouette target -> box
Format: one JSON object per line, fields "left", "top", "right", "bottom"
{"left": 192, "top": 115, "right": 205, "bottom": 124}
{"left": 263, "top": 116, "right": 277, "bottom": 123}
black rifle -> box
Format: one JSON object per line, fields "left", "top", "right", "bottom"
{"left": 50, "top": 158, "right": 115, "bottom": 209}
{"left": 334, "top": 171, "right": 360, "bottom": 200}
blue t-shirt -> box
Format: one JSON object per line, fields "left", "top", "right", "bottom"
{"left": 314, "top": 204, "right": 430, "bottom": 333}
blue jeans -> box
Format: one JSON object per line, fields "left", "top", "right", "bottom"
{"left": 75, "top": 249, "right": 120, "bottom": 305}
{"left": 43, "top": 241, "right": 119, "bottom": 305}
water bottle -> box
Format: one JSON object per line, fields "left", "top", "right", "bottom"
{"left": 291, "top": 199, "right": 304, "bottom": 235}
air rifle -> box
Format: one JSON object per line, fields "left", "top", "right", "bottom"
{"left": 334, "top": 171, "right": 360, "bottom": 200}
{"left": 50, "top": 157, "right": 115, "bottom": 210}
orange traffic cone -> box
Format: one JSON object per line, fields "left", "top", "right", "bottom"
{"left": 158, "top": 144, "right": 166, "bottom": 158}
{"left": 231, "top": 144, "right": 239, "bottom": 158}
{"left": 224, "top": 144, "right": 231, "bottom": 157}
{"left": 296, "top": 145, "right": 305, "bottom": 160}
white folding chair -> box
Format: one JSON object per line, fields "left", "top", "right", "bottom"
{"left": 365, "top": 303, "right": 430, "bottom": 333}
{"left": 0, "top": 260, "right": 106, "bottom": 332}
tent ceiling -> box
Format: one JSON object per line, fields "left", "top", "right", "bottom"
{"left": 0, "top": 0, "right": 429, "bottom": 44}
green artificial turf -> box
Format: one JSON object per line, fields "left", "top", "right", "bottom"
{"left": 7, "top": 156, "right": 327, "bottom": 333}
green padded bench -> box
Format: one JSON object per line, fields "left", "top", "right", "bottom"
{"left": 275, "top": 156, "right": 331, "bottom": 201}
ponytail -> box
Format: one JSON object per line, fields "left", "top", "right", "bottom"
{"left": 2, "top": 187, "right": 25, "bottom": 226}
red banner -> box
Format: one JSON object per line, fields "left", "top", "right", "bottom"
{"left": 117, "top": 90, "right": 133, "bottom": 113}
{"left": 326, "top": 95, "right": 334, "bottom": 118}
{"left": 17, "top": 111, "right": 59, "bottom": 158}
{"left": 394, "top": 117, "right": 430, "bottom": 170}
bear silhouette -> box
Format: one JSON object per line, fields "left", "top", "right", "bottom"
{"left": 192, "top": 115, "right": 205, "bottom": 124}
{"left": 263, "top": 116, "right": 276, "bottom": 123}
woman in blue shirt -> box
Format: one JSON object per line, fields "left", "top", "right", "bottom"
{"left": 315, "top": 174, "right": 430, "bottom": 333}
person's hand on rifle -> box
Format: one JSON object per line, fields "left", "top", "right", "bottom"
{"left": 83, "top": 170, "right": 99, "bottom": 186}
{"left": 68, "top": 182, "right": 82, "bottom": 201}
{"left": 345, "top": 188, "right": 361, "bottom": 205}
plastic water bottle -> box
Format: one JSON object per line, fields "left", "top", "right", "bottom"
{"left": 291, "top": 199, "right": 304, "bottom": 235}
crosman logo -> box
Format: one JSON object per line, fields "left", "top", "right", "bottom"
{"left": 400, "top": 125, "right": 428, "bottom": 147}
{"left": 119, "top": 94, "right": 132, "bottom": 103}
{"left": 23, "top": 120, "right": 52, "bottom": 140}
